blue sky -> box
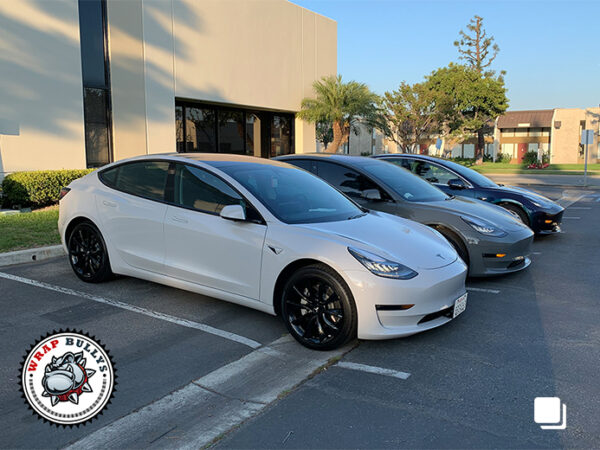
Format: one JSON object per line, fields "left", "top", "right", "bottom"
{"left": 292, "top": 0, "right": 600, "bottom": 111}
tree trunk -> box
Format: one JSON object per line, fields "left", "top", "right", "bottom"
{"left": 475, "top": 129, "right": 485, "bottom": 165}
{"left": 327, "top": 121, "right": 349, "bottom": 153}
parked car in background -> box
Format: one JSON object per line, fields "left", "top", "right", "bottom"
{"left": 373, "top": 154, "right": 564, "bottom": 234}
{"left": 277, "top": 154, "right": 534, "bottom": 277}
{"left": 58, "top": 153, "right": 468, "bottom": 350}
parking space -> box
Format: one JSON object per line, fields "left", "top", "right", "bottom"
{"left": 1, "top": 186, "right": 599, "bottom": 448}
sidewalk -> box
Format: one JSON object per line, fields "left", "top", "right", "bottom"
{"left": 487, "top": 173, "right": 600, "bottom": 188}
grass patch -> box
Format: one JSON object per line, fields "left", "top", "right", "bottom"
{"left": 0, "top": 205, "right": 60, "bottom": 252}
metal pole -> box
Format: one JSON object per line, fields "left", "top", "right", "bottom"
{"left": 584, "top": 141, "right": 588, "bottom": 187}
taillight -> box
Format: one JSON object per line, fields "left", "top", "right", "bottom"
{"left": 59, "top": 187, "right": 71, "bottom": 200}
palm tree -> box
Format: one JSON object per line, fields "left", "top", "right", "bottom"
{"left": 298, "top": 75, "right": 381, "bottom": 153}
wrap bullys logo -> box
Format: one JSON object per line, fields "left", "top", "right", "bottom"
{"left": 20, "top": 330, "right": 116, "bottom": 427}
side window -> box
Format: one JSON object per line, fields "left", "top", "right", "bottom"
{"left": 289, "top": 159, "right": 316, "bottom": 174}
{"left": 411, "top": 161, "right": 458, "bottom": 185}
{"left": 99, "top": 166, "right": 118, "bottom": 188}
{"left": 316, "top": 161, "right": 382, "bottom": 200}
{"left": 385, "top": 157, "right": 412, "bottom": 171}
{"left": 112, "top": 161, "right": 170, "bottom": 201}
{"left": 174, "top": 164, "right": 243, "bottom": 215}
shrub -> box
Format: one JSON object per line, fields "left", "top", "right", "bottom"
{"left": 483, "top": 153, "right": 493, "bottom": 162}
{"left": 541, "top": 152, "right": 550, "bottom": 165}
{"left": 451, "top": 157, "right": 476, "bottom": 166}
{"left": 522, "top": 151, "right": 539, "bottom": 166}
{"left": 1, "top": 169, "right": 93, "bottom": 208}
{"left": 497, "top": 152, "right": 512, "bottom": 163}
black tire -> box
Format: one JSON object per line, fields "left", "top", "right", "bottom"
{"left": 500, "top": 203, "right": 530, "bottom": 227}
{"left": 280, "top": 264, "right": 357, "bottom": 351}
{"left": 435, "top": 227, "right": 470, "bottom": 266}
{"left": 67, "top": 222, "right": 113, "bottom": 283}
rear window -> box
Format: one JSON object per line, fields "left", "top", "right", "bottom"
{"left": 100, "top": 161, "right": 170, "bottom": 201}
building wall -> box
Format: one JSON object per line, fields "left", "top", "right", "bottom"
{"left": 0, "top": 0, "right": 336, "bottom": 179}
{"left": 0, "top": 0, "right": 87, "bottom": 178}
{"left": 551, "top": 108, "right": 600, "bottom": 164}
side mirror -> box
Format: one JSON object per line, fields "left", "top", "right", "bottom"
{"left": 361, "top": 189, "right": 382, "bottom": 201}
{"left": 220, "top": 204, "right": 246, "bottom": 221}
{"left": 447, "top": 178, "right": 467, "bottom": 190}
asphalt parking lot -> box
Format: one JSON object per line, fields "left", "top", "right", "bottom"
{"left": 1, "top": 186, "right": 599, "bottom": 448}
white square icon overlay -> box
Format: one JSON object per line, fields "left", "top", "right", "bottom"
{"left": 534, "top": 397, "right": 567, "bottom": 430}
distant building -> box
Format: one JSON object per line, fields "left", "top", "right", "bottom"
{"left": 329, "top": 108, "right": 600, "bottom": 164}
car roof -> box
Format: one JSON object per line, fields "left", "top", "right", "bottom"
{"left": 277, "top": 153, "right": 376, "bottom": 167}
{"left": 375, "top": 153, "right": 441, "bottom": 163}
{"left": 112, "top": 152, "right": 291, "bottom": 169}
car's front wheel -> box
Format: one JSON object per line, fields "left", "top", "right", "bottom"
{"left": 281, "top": 264, "right": 357, "bottom": 350}
{"left": 67, "top": 221, "right": 113, "bottom": 283}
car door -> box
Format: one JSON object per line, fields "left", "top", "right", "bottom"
{"left": 163, "top": 163, "right": 267, "bottom": 299}
{"left": 96, "top": 160, "right": 170, "bottom": 273}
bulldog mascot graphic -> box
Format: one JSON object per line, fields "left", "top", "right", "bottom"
{"left": 42, "top": 351, "right": 96, "bottom": 406}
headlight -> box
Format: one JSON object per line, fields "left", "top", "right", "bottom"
{"left": 348, "top": 247, "right": 418, "bottom": 279}
{"left": 461, "top": 216, "right": 507, "bottom": 237}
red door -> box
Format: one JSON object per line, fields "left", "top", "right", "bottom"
{"left": 517, "top": 143, "right": 528, "bottom": 162}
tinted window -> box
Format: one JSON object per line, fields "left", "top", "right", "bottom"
{"left": 437, "top": 159, "right": 498, "bottom": 188}
{"left": 174, "top": 164, "right": 242, "bottom": 214}
{"left": 287, "top": 159, "right": 315, "bottom": 173}
{"left": 361, "top": 161, "right": 448, "bottom": 202}
{"left": 99, "top": 165, "right": 118, "bottom": 187}
{"left": 384, "top": 157, "right": 412, "bottom": 171}
{"left": 114, "top": 161, "right": 169, "bottom": 201}
{"left": 316, "top": 161, "right": 383, "bottom": 200}
{"left": 219, "top": 163, "right": 363, "bottom": 224}
{"left": 410, "top": 161, "right": 460, "bottom": 185}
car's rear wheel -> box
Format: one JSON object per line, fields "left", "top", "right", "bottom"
{"left": 67, "top": 222, "right": 112, "bottom": 283}
{"left": 500, "top": 203, "right": 530, "bottom": 227}
{"left": 281, "top": 264, "right": 357, "bottom": 350}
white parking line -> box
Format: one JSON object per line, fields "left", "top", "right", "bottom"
{"left": 557, "top": 193, "right": 587, "bottom": 208}
{"left": 336, "top": 361, "right": 411, "bottom": 380}
{"left": 0, "top": 271, "right": 262, "bottom": 349}
{"left": 466, "top": 287, "right": 500, "bottom": 294}
{"left": 66, "top": 335, "right": 350, "bottom": 449}
{"left": 568, "top": 207, "right": 591, "bottom": 210}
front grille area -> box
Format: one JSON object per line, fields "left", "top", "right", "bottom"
{"left": 418, "top": 306, "right": 453, "bottom": 325}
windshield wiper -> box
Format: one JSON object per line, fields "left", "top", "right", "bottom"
{"left": 347, "top": 212, "right": 367, "bottom": 220}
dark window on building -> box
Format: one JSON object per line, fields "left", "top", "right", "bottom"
{"left": 115, "top": 161, "right": 170, "bottom": 201}
{"left": 175, "top": 101, "right": 294, "bottom": 158}
{"left": 315, "top": 161, "right": 380, "bottom": 200}
{"left": 173, "top": 164, "right": 242, "bottom": 214}
{"left": 78, "top": 0, "right": 112, "bottom": 168}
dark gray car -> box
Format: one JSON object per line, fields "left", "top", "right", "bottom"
{"left": 277, "top": 154, "right": 534, "bottom": 277}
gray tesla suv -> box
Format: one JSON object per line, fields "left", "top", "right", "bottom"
{"left": 277, "top": 154, "right": 533, "bottom": 277}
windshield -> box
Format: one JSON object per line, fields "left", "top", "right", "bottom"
{"left": 219, "top": 163, "right": 364, "bottom": 224}
{"left": 361, "top": 162, "right": 448, "bottom": 202}
{"left": 439, "top": 159, "right": 498, "bottom": 188}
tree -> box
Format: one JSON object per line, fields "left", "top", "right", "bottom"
{"left": 381, "top": 82, "right": 440, "bottom": 153}
{"left": 316, "top": 121, "right": 334, "bottom": 150}
{"left": 454, "top": 15, "right": 505, "bottom": 162}
{"left": 298, "top": 75, "right": 381, "bottom": 153}
{"left": 427, "top": 64, "right": 508, "bottom": 153}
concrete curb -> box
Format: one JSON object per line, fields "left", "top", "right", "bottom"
{"left": 0, "top": 245, "right": 65, "bottom": 267}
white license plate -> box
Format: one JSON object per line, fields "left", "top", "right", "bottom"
{"left": 453, "top": 293, "right": 468, "bottom": 318}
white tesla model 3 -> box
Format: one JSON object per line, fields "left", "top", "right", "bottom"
{"left": 58, "top": 154, "right": 468, "bottom": 350}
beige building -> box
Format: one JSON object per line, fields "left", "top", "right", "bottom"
{"left": 496, "top": 108, "right": 600, "bottom": 164}
{"left": 0, "top": 0, "right": 337, "bottom": 179}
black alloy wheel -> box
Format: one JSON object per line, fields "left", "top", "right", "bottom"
{"left": 500, "top": 203, "right": 530, "bottom": 227}
{"left": 281, "top": 264, "right": 357, "bottom": 350}
{"left": 68, "top": 222, "right": 112, "bottom": 283}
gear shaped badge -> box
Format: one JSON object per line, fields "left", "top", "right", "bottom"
{"left": 20, "top": 330, "right": 116, "bottom": 427}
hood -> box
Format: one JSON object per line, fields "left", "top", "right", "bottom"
{"left": 424, "top": 196, "right": 529, "bottom": 232}
{"left": 497, "top": 185, "right": 562, "bottom": 209}
{"left": 296, "top": 211, "right": 458, "bottom": 270}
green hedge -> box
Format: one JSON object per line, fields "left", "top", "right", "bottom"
{"left": 1, "top": 169, "right": 94, "bottom": 208}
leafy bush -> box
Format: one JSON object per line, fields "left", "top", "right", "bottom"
{"left": 497, "top": 152, "right": 512, "bottom": 163}
{"left": 451, "top": 157, "right": 476, "bottom": 166}
{"left": 541, "top": 152, "right": 550, "bottom": 165}
{"left": 483, "top": 153, "right": 493, "bottom": 162}
{"left": 1, "top": 169, "right": 93, "bottom": 208}
{"left": 522, "top": 151, "right": 539, "bottom": 166}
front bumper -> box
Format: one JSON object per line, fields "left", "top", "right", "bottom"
{"left": 343, "top": 259, "right": 468, "bottom": 340}
{"left": 467, "top": 228, "right": 534, "bottom": 277}
{"left": 532, "top": 208, "right": 564, "bottom": 234}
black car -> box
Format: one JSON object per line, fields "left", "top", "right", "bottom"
{"left": 373, "top": 154, "right": 564, "bottom": 234}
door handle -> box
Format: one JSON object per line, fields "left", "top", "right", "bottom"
{"left": 171, "top": 215, "right": 188, "bottom": 224}
{"left": 102, "top": 200, "right": 116, "bottom": 207}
